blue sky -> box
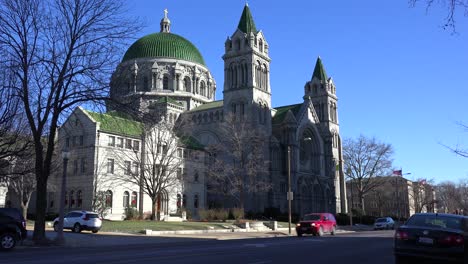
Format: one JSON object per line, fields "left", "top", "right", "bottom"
{"left": 125, "top": 1, "right": 468, "bottom": 183}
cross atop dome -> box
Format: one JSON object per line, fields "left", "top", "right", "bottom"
{"left": 160, "top": 8, "right": 171, "bottom": 33}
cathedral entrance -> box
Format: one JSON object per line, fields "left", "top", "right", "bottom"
{"left": 156, "top": 190, "right": 169, "bottom": 220}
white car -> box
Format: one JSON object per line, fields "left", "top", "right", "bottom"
{"left": 53, "top": 211, "right": 102, "bottom": 233}
{"left": 373, "top": 217, "right": 395, "bottom": 230}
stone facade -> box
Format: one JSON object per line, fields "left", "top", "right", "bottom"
{"left": 347, "top": 176, "right": 436, "bottom": 219}
{"left": 38, "top": 4, "right": 347, "bottom": 220}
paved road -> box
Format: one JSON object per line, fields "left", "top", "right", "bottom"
{"left": 3, "top": 231, "right": 395, "bottom": 264}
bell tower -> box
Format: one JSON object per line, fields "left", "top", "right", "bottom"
{"left": 222, "top": 4, "right": 271, "bottom": 129}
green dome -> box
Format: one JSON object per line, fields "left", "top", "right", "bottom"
{"left": 122, "top": 33, "right": 206, "bottom": 66}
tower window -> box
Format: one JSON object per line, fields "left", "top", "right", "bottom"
{"left": 259, "top": 39, "right": 263, "bottom": 52}
{"left": 163, "top": 75, "right": 169, "bottom": 90}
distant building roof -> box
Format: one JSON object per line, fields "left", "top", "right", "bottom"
{"left": 272, "top": 103, "right": 302, "bottom": 124}
{"left": 189, "top": 100, "right": 223, "bottom": 113}
{"left": 85, "top": 110, "right": 143, "bottom": 137}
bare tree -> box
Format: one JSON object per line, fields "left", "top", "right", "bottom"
{"left": 204, "top": 114, "right": 271, "bottom": 213}
{"left": 343, "top": 135, "right": 394, "bottom": 214}
{"left": 116, "top": 116, "right": 187, "bottom": 221}
{"left": 436, "top": 181, "right": 462, "bottom": 213}
{"left": 0, "top": 0, "right": 141, "bottom": 242}
{"left": 442, "top": 122, "right": 468, "bottom": 158}
{"left": 409, "top": 0, "right": 468, "bottom": 32}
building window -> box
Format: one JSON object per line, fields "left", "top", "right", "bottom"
{"left": 194, "top": 172, "right": 199, "bottom": 182}
{"left": 79, "top": 135, "right": 84, "bottom": 146}
{"left": 105, "top": 190, "right": 113, "bottom": 208}
{"left": 133, "top": 140, "right": 140, "bottom": 151}
{"left": 126, "top": 139, "right": 132, "bottom": 149}
{"left": 117, "top": 138, "right": 123, "bottom": 148}
{"left": 194, "top": 194, "right": 199, "bottom": 209}
{"left": 123, "top": 191, "right": 129, "bottom": 208}
{"left": 80, "top": 159, "right": 86, "bottom": 174}
{"left": 73, "top": 160, "right": 78, "bottom": 175}
{"left": 69, "top": 190, "right": 75, "bottom": 208}
{"left": 132, "top": 162, "right": 139, "bottom": 175}
{"left": 177, "top": 148, "right": 182, "bottom": 158}
{"left": 77, "top": 190, "right": 82, "bottom": 208}
{"left": 107, "top": 159, "right": 114, "bottom": 174}
{"left": 108, "top": 136, "right": 115, "bottom": 147}
{"left": 177, "top": 194, "right": 181, "bottom": 210}
{"left": 177, "top": 168, "right": 182, "bottom": 180}
{"left": 131, "top": 192, "right": 138, "bottom": 208}
{"left": 163, "top": 75, "right": 169, "bottom": 90}
{"left": 124, "top": 161, "right": 131, "bottom": 175}
{"left": 66, "top": 137, "right": 70, "bottom": 148}
{"left": 182, "top": 194, "right": 187, "bottom": 208}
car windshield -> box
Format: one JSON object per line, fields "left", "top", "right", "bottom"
{"left": 376, "top": 218, "right": 387, "bottom": 223}
{"left": 86, "top": 213, "right": 99, "bottom": 219}
{"left": 303, "top": 215, "right": 321, "bottom": 221}
{"left": 406, "top": 215, "right": 462, "bottom": 230}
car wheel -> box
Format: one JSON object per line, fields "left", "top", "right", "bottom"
{"left": 331, "top": 226, "right": 336, "bottom": 235}
{"left": 317, "top": 227, "right": 324, "bottom": 237}
{"left": 53, "top": 222, "right": 59, "bottom": 232}
{"left": 92, "top": 230, "right": 98, "bottom": 234}
{"left": 0, "top": 233, "right": 17, "bottom": 251}
{"left": 73, "top": 223, "right": 82, "bottom": 233}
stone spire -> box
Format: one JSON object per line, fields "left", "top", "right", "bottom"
{"left": 160, "top": 9, "right": 171, "bottom": 33}
{"left": 312, "top": 56, "right": 328, "bottom": 81}
{"left": 237, "top": 4, "right": 257, "bottom": 34}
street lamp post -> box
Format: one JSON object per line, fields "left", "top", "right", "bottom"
{"left": 56, "top": 151, "right": 70, "bottom": 244}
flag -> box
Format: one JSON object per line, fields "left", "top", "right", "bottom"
{"left": 393, "top": 170, "right": 402, "bottom": 176}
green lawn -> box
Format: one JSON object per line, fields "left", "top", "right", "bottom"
{"left": 99, "top": 220, "right": 233, "bottom": 234}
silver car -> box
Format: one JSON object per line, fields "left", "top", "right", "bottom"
{"left": 373, "top": 217, "right": 395, "bottom": 230}
{"left": 53, "top": 211, "right": 102, "bottom": 233}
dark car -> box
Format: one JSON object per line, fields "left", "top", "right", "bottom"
{"left": 394, "top": 213, "right": 467, "bottom": 264}
{"left": 296, "top": 213, "right": 337, "bottom": 237}
{"left": 0, "top": 208, "right": 27, "bottom": 250}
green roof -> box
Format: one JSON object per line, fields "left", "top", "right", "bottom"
{"left": 272, "top": 104, "right": 302, "bottom": 124}
{"left": 312, "top": 57, "right": 328, "bottom": 81}
{"left": 189, "top": 100, "right": 224, "bottom": 112}
{"left": 155, "top": 96, "right": 183, "bottom": 106}
{"left": 122, "top": 33, "right": 206, "bottom": 66}
{"left": 85, "top": 110, "right": 143, "bottom": 137}
{"left": 237, "top": 4, "right": 257, "bottom": 34}
{"left": 180, "top": 136, "right": 205, "bottom": 150}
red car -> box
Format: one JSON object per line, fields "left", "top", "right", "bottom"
{"left": 296, "top": 213, "right": 337, "bottom": 237}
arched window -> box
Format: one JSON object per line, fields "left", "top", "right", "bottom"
{"left": 200, "top": 81, "right": 206, "bottom": 97}
{"left": 259, "top": 39, "right": 263, "bottom": 52}
{"left": 163, "top": 75, "right": 169, "bottom": 90}
{"left": 194, "top": 194, "right": 199, "bottom": 208}
{"left": 123, "top": 191, "right": 129, "bottom": 208}
{"left": 177, "top": 194, "right": 181, "bottom": 210}
{"left": 131, "top": 191, "right": 138, "bottom": 208}
{"left": 105, "top": 190, "right": 113, "bottom": 208}
{"left": 182, "top": 194, "right": 187, "bottom": 208}
{"left": 69, "top": 190, "right": 74, "bottom": 208}
{"left": 184, "top": 77, "right": 191, "bottom": 92}
{"left": 77, "top": 190, "right": 82, "bottom": 208}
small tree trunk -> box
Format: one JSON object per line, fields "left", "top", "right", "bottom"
{"left": 151, "top": 199, "right": 157, "bottom": 221}
{"left": 20, "top": 202, "right": 28, "bottom": 220}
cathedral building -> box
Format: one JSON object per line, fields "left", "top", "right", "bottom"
{"left": 47, "top": 4, "right": 347, "bottom": 220}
